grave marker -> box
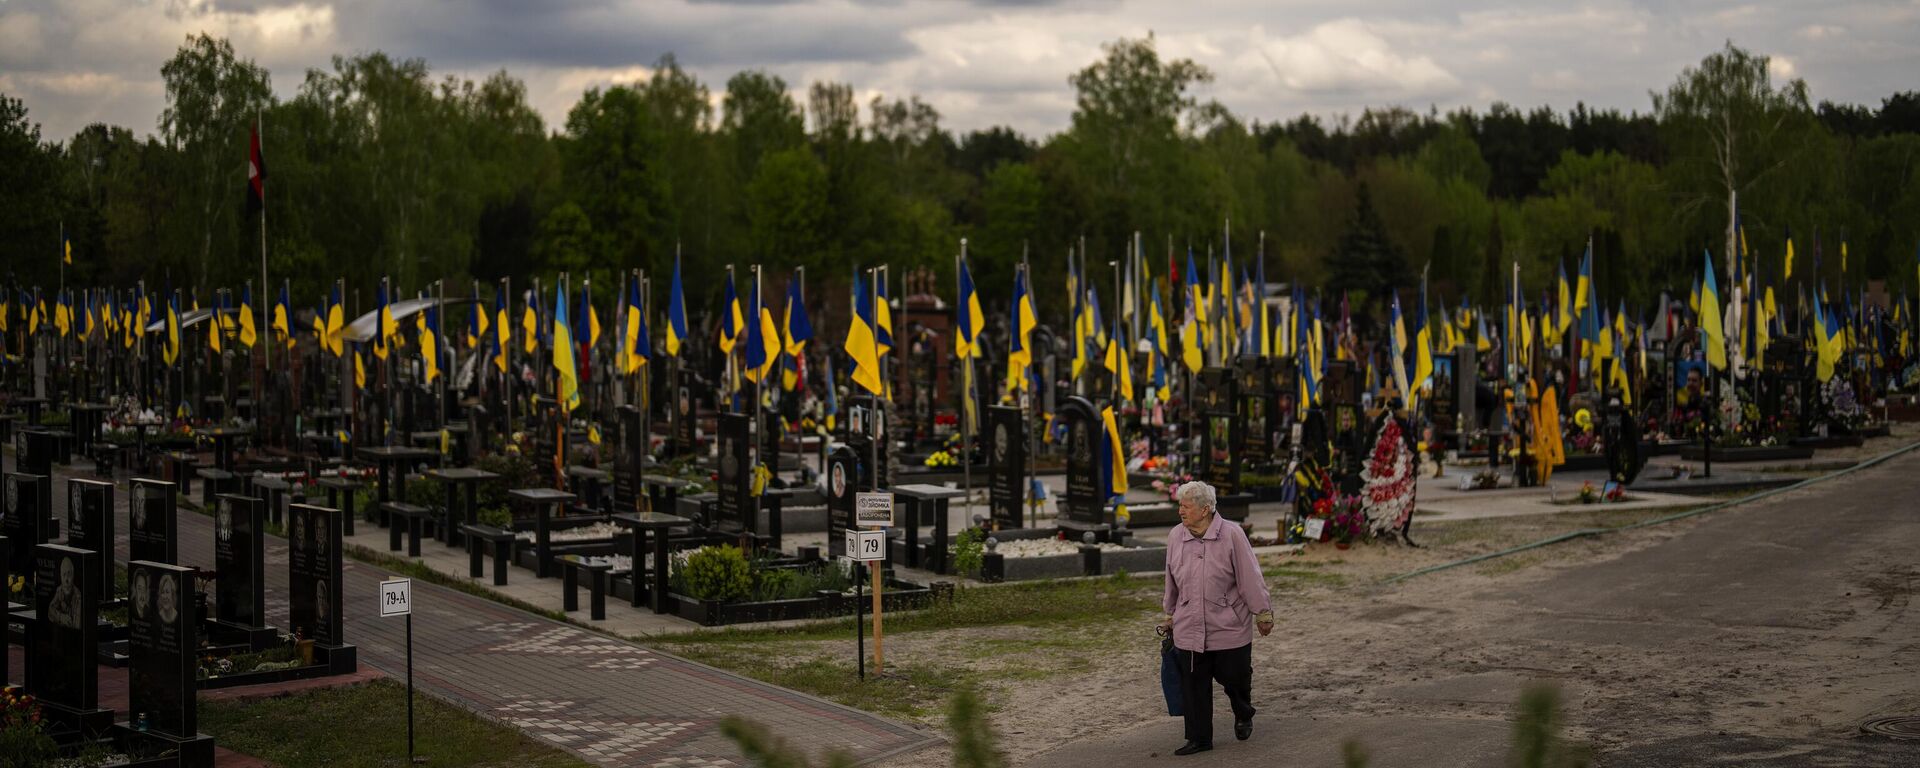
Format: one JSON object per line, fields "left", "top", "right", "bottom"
{"left": 288, "top": 503, "right": 344, "bottom": 645}
{"left": 986, "top": 405, "right": 1026, "bottom": 530}
{"left": 714, "top": 412, "right": 751, "bottom": 533}
{"left": 66, "top": 479, "right": 115, "bottom": 591}
{"left": 30, "top": 543, "right": 110, "bottom": 735}
{"left": 213, "top": 494, "right": 267, "bottom": 629}
{"left": 126, "top": 560, "right": 199, "bottom": 738}
{"left": 129, "top": 478, "right": 180, "bottom": 565}
{"left": 825, "top": 445, "right": 858, "bottom": 559}
{"left": 1058, "top": 396, "right": 1102, "bottom": 528}
{"left": 3, "top": 472, "right": 51, "bottom": 577}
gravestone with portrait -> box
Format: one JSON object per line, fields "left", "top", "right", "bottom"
{"left": 671, "top": 368, "right": 698, "bottom": 458}
{"left": 714, "top": 412, "right": 752, "bottom": 534}
{"left": 1197, "top": 368, "right": 1241, "bottom": 494}
{"left": 29, "top": 543, "right": 112, "bottom": 736}
{"left": 287, "top": 503, "right": 348, "bottom": 654}
{"left": 3, "top": 472, "right": 52, "bottom": 577}
{"left": 120, "top": 559, "right": 216, "bottom": 767}
{"left": 129, "top": 477, "right": 180, "bottom": 565}
{"left": 1057, "top": 396, "right": 1104, "bottom": 531}
{"left": 66, "top": 479, "right": 116, "bottom": 592}
{"left": 1236, "top": 356, "right": 1272, "bottom": 469}
{"left": 1428, "top": 352, "right": 1459, "bottom": 443}
{"left": 986, "top": 405, "right": 1026, "bottom": 530}
{"left": 824, "top": 445, "right": 859, "bottom": 559}
{"left": 212, "top": 494, "right": 273, "bottom": 648}
{"left": 846, "top": 395, "right": 890, "bottom": 488}
{"left": 1267, "top": 357, "right": 1299, "bottom": 463}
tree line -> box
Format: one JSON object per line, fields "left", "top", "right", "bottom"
{"left": 3, "top": 34, "right": 1918, "bottom": 327}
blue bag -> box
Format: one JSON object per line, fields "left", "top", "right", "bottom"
{"left": 1160, "top": 636, "right": 1185, "bottom": 716}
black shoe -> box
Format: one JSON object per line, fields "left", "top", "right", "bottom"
{"left": 1174, "top": 741, "right": 1213, "bottom": 756}
{"left": 1235, "top": 717, "right": 1253, "bottom": 740}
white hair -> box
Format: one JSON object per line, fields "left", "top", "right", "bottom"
{"left": 1176, "top": 481, "right": 1217, "bottom": 512}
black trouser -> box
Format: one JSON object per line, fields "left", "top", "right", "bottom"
{"left": 1176, "top": 642, "right": 1254, "bottom": 744}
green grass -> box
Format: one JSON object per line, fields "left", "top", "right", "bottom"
{"left": 666, "top": 653, "right": 982, "bottom": 720}
{"left": 344, "top": 543, "right": 571, "bottom": 623}
{"left": 656, "top": 572, "right": 1160, "bottom": 647}
{"left": 200, "top": 680, "right": 591, "bottom": 768}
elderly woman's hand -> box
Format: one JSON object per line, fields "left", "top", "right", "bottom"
{"left": 1154, "top": 614, "right": 1173, "bottom": 638}
{"left": 1256, "top": 610, "right": 1275, "bottom": 637}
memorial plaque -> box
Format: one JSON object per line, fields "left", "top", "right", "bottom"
{"left": 30, "top": 544, "right": 100, "bottom": 711}
{"left": 1059, "top": 396, "right": 1102, "bottom": 527}
{"left": 987, "top": 405, "right": 1026, "bottom": 530}
{"left": 66, "top": 479, "right": 115, "bottom": 591}
{"left": 825, "top": 446, "right": 858, "bottom": 558}
{"left": 287, "top": 503, "right": 344, "bottom": 645}
{"left": 213, "top": 494, "right": 267, "bottom": 628}
{"left": 1237, "top": 357, "right": 1271, "bottom": 467}
{"left": 127, "top": 560, "right": 197, "bottom": 738}
{"left": 3, "top": 472, "right": 51, "bottom": 576}
{"left": 1198, "top": 368, "right": 1241, "bottom": 493}
{"left": 672, "top": 369, "right": 698, "bottom": 457}
{"left": 129, "top": 478, "right": 180, "bottom": 565}
{"left": 714, "top": 412, "right": 752, "bottom": 532}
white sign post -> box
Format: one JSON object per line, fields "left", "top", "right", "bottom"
{"left": 850, "top": 491, "right": 896, "bottom": 679}
{"left": 846, "top": 529, "right": 887, "bottom": 562}
{"left": 378, "top": 578, "right": 420, "bottom": 763}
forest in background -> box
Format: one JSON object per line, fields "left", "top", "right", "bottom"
{"left": 3, "top": 34, "right": 1918, "bottom": 324}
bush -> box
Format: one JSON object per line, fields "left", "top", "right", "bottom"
{"left": 0, "top": 690, "right": 59, "bottom": 768}
{"left": 477, "top": 506, "right": 513, "bottom": 529}
{"left": 952, "top": 527, "right": 986, "bottom": 577}
{"left": 476, "top": 452, "right": 542, "bottom": 510}
{"left": 681, "top": 545, "right": 753, "bottom": 603}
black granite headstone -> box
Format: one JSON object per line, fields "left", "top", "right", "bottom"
{"left": 3, "top": 472, "right": 52, "bottom": 576}
{"left": 129, "top": 478, "right": 180, "bottom": 565}
{"left": 672, "top": 369, "right": 698, "bottom": 457}
{"left": 1236, "top": 357, "right": 1271, "bottom": 467}
{"left": 1198, "top": 368, "right": 1242, "bottom": 494}
{"left": 127, "top": 560, "right": 198, "bottom": 738}
{"left": 825, "top": 445, "right": 857, "bottom": 559}
{"left": 714, "top": 413, "right": 751, "bottom": 532}
{"left": 30, "top": 544, "right": 100, "bottom": 711}
{"left": 987, "top": 405, "right": 1026, "bottom": 530}
{"left": 66, "top": 479, "right": 115, "bottom": 591}
{"left": 20, "top": 429, "right": 54, "bottom": 476}
{"left": 0, "top": 534, "right": 7, "bottom": 687}
{"left": 1059, "top": 396, "right": 1101, "bottom": 527}
{"left": 287, "top": 503, "right": 344, "bottom": 645}
{"left": 213, "top": 494, "right": 266, "bottom": 628}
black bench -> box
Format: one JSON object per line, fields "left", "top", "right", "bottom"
{"left": 561, "top": 556, "right": 614, "bottom": 621}
{"left": 382, "top": 502, "right": 432, "bottom": 556}
{"left": 166, "top": 452, "right": 199, "bottom": 497}
{"left": 461, "top": 524, "right": 519, "bottom": 586}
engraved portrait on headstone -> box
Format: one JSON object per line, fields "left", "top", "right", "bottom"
{"left": 131, "top": 568, "right": 151, "bottom": 620}
{"left": 131, "top": 483, "right": 147, "bottom": 530}
{"left": 157, "top": 572, "right": 179, "bottom": 625}
{"left": 50, "top": 556, "right": 81, "bottom": 630}
{"left": 215, "top": 500, "right": 232, "bottom": 544}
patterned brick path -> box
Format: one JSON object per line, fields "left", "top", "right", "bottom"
{"left": 38, "top": 461, "right": 938, "bottom": 767}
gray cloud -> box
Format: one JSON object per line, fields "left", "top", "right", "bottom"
{"left": 1, "top": 0, "right": 1914, "bottom": 144}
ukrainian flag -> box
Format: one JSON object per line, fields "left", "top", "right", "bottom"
{"left": 718, "top": 270, "right": 743, "bottom": 355}
{"left": 492, "top": 286, "right": 509, "bottom": 372}
{"left": 666, "top": 256, "right": 688, "bottom": 357}
{"left": 1180, "top": 252, "right": 1204, "bottom": 373}
{"left": 1007, "top": 267, "right": 1037, "bottom": 393}
{"left": 955, "top": 257, "right": 984, "bottom": 359}
{"left": 845, "top": 271, "right": 883, "bottom": 395}
{"left": 1700, "top": 251, "right": 1726, "bottom": 371}
{"left": 553, "top": 283, "right": 580, "bottom": 413}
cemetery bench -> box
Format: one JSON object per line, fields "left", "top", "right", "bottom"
{"left": 612, "top": 510, "right": 692, "bottom": 614}
{"left": 360, "top": 446, "right": 440, "bottom": 524}
{"left": 91, "top": 443, "right": 121, "bottom": 479}
{"left": 382, "top": 502, "right": 432, "bottom": 557}
{"left": 165, "top": 452, "right": 199, "bottom": 497}
{"left": 68, "top": 403, "right": 111, "bottom": 456}
{"left": 461, "top": 524, "right": 518, "bottom": 586}
{"left": 1217, "top": 492, "right": 1254, "bottom": 522}
{"left": 0, "top": 412, "right": 18, "bottom": 446}
{"left": 424, "top": 467, "right": 497, "bottom": 548}
{"left": 302, "top": 432, "right": 341, "bottom": 461}
{"left": 315, "top": 475, "right": 363, "bottom": 537}
{"left": 760, "top": 486, "right": 804, "bottom": 552}
{"left": 195, "top": 468, "right": 238, "bottom": 510}
{"left": 509, "top": 487, "right": 577, "bottom": 578}
{"left": 893, "top": 484, "right": 966, "bottom": 573}
{"left": 561, "top": 555, "right": 614, "bottom": 621}
{"left": 254, "top": 476, "right": 291, "bottom": 527}
{"left": 566, "top": 465, "right": 613, "bottom": 511}
{"left": 47, "top": 429, "right": 74, "bottom": 466}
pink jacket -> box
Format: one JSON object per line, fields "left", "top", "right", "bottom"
{"left": 1163, "top": 516, "right": 1271, "bottom": 652}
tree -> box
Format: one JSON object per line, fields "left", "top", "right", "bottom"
{"left": 1326, "top": 183, "right": 1410, "bottom": 303}
{"left": 560, "top": 83, "right": 668, "bottom": 271}
{"left": 748, "top": 147, "right": 829, "bottom": 270}
{"left": 159, "top": 33, "right": 274, "bottom": 289}
{"left": 0, "top": 94, "right": 63, "bottom": 286}
{"left": 1653, "top": 42, "right": 1821, "bottom": 276}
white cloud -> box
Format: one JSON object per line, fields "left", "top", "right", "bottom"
{"left": 1247, "top": 19, "right": 1460, "bottom": 96}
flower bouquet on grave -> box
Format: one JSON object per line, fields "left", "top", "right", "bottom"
{"left": 1577, "top": 481, "right": 1599, "bottom": 504}
{"left": 1603, "top": 482, "right": 1627, "bottom": 503}
{"left": 1328, "top": 495, "right": 1367, "bottom": 548}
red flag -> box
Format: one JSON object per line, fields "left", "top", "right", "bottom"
{"left": 245, "top": 126, "right": 266, "bottom": 216}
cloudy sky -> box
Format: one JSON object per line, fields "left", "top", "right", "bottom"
{"left": 3, "top": 0, "right": 1916, "bottom": 142}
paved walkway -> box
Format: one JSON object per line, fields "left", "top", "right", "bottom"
{"left": 15, "top": 455, "right": 939, "bottom": 768}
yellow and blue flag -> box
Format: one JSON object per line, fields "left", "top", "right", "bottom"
{"left": 666, "top": 256, "right": 688, "bottom": 357}
{"left": 1007, "top": 267, "right": 1037, "bottom": 393}
{"left": 845, "top": 271, "right": 884, "bottom": 395}
{"left": 1700, "top": 251, "right": 1726, "bottom": 371}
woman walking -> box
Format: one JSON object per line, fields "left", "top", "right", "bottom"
{"left": 1157, "top": 481, "right": 1274, "bottom": 756}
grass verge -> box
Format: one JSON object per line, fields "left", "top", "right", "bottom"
{"left": 200, "top": 679, "right": 591, "bottom": 768}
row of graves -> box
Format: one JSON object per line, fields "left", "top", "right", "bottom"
{"left": 3, "top": 468, "right": 354, "bottom": 768}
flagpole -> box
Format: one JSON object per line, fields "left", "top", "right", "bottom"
{"left": 958, "top": 241, "right": 973, "bottom": 533}
{"left": 752, "top": 263, "right": 766, "bottom": 545}
{"left": 639, "top": 269, "right": 651, "bottom": 512}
